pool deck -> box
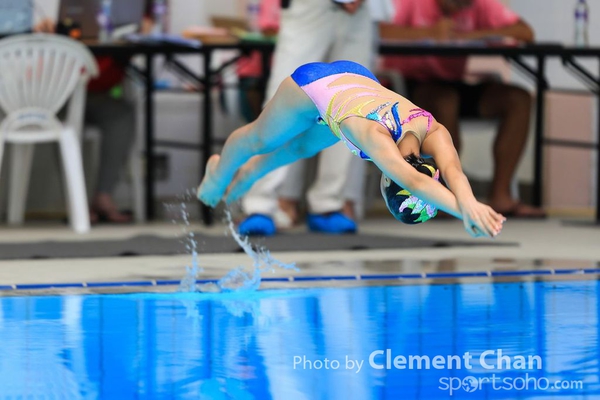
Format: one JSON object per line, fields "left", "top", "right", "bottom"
{"left": 0, "top": 217, "right": 598, "bottom": 292}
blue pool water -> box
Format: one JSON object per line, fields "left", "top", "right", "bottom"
{"left": 0, "top": 280, "right": 599, "bottom": 399}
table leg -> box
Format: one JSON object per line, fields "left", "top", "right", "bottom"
{"left": 144, "top": 54, "right": 156, "bottom": 220}
{"left": 259, "top": 48, "right": 272, "bottom": 92}
{"left": 201, "top": 50, "right": 214, "bottom": 225}
{"left": 532, "top": 55, "right": 546, "bottom": 208}
{"left": 596, "top": 61, "right": 600, "bottom": 223}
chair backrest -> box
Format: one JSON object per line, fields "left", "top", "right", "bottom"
{"left": 0, "top": 34, "right": 99, "bottom": 116}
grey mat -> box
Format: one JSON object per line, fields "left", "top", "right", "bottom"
{"left": 0, "top": 232, "right": 516, "bottom": 260}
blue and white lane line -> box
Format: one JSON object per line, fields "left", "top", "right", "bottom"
{"left": 2, "top": 268, "right": 599, "bottom": 291}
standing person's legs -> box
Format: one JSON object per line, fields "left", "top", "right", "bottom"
{"left": 240, "top": 0, "right": 337, "bottom": 234}
{"left": 307, "top": 144, "right": 353, "bottom": 216}
{"left": 276, "top": 158, "right": 307, "bottom": 228}
{"left": 343, "top": 153, "right": 366, "bottom": 219}
{"left": 342, "top": 20, "right": 380, "bottom": 221}
{"left": 84, "top": 93, "right": 136, "bottom": 222}
{"left": 305, "top": 141, "right": 358, "bottom": 232}
{"left": 302, "top": 1, "right": 374, "bottom": 232}
{"left": 478, "top": 82, "right": 545, "bottom": 217}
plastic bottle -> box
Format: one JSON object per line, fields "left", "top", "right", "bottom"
{"left": 246, "top": 0, "right": 261, "bottom": 33}
{"left": 574, "top": 0, "right": 589, "bottom": 47}
{"left": 152, "top": 0, "right": 169, "bottom": 35}
{"left": 97, "top": 0, "right": 113, "bottom": 43}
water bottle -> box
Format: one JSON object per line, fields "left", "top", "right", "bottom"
{"left": 574, "top": 0, "right": 589, "bottom": 47}
{"left": 152, "top": 0, "right": 169, "bottom": 35}
{"left": 97, "top": 0, "right": 113, "bottom": 43}
{"left": 246, "top": 0, "right": 261, "bottom": 33}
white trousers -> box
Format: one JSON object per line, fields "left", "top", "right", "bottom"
{"left": 241, "top": 0, "right": 374, "bottom": 216}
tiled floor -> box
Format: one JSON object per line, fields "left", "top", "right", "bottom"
{"left": 0, "top": 216, "right": 599, "bottom": 293}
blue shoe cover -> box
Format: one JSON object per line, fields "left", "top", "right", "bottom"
{"left": 238, "top": 214, "right": 276, "bottom": 236}
{"left": 307, "top": 212, "right": 357, "bottom": 234}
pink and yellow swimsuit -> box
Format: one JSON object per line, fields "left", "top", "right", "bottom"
{"left": 291, "top": 60, "right": 433, "bottom": 160}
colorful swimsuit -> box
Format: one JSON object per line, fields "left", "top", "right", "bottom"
{"left": 291, "top": 60, "right": 433, "bottom": 160}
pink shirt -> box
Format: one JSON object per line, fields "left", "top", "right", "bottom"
{"left": 385, "top": 0, "right": 520, "bottom": 81}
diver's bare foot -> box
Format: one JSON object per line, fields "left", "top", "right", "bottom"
{"left": 197, "top": 154, "right": 221, "bottom": 207}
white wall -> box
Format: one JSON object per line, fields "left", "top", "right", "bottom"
{"left": 167, "top": 0, "right": 208, "bottom": 35}
{"left": 512, "top": 0, "right": 600, "bottom": 46}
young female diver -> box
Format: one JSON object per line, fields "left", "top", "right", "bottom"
{"left": 197, "top": 60, "right": 505, "bottom": 238}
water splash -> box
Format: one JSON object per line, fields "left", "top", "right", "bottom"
{"left": 164, "top": 189, "right": 202, "bottom": 293}
{"left": 178, "top": 203, "right": 201, "bottom": 293}
{"left": 168, "top": 189, "right": 297, "bottom": 296}
{"left": 164, "top": 189, "right": 205, "bottom": 326}
{"left": 196, "top": 209, "right": 298, "bottom": 294}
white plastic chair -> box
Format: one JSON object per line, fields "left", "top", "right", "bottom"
{"left": 0, "top": 34, "right": 99, "bottom": 233}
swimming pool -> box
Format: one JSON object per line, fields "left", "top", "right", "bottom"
{"left": 0, "top": 280, "right": 598, "bottom": 399}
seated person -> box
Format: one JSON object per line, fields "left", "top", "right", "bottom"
{"left": 34, "top": 9, "right": 153, "bottom": 223}
{"left": 380, "top": 0, "right": 545, "bottom": 218}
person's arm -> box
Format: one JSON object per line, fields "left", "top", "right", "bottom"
{"left": 422, "top": 124, "right": 476, "bottom": 206}
{"left": 453, "top": 19, "right": 534, "bottom": 43}
{"left": 343, "top": 119, "right": 464, "bottom": 219}
{"left": 345, "top": 118, "right": 503, "bottom": 237}
{"left": 421, "top": 123, "right": 505, "bottom": 237}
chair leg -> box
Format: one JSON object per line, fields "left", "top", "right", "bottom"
{"left": 0, "top": 136, "right": 4, "bottom": 173}
{"left": 511, "top": 176, "right": 520, "bottom": 200}
{"left": 7, "top": 143, "right": 35, "bottom": 226}
{"left": 59, "top": 129, "right": 90, "bottom": 233}
{"left": 0, "top": 137, "right": 4, "bottom": 220}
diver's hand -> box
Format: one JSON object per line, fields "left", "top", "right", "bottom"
{"left": 459, "top": 199, "right": 505, "bottom": 238}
